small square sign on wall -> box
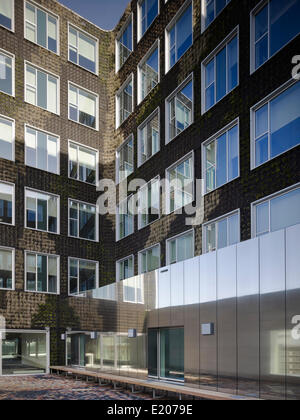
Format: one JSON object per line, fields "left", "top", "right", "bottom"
{"left": 128, "top": 329, "right": 137, "bottom": 338}
{"left": 201, "top": 323, "right": 215, "bottom": 336}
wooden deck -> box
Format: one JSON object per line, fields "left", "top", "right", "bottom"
{"left": 50, "top": 366, "right": 259, "bottom": 400}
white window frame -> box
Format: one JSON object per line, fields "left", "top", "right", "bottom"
{"left": 0, "top": 180, "right": 15, "bottom": 226}
{"left": 116, "top": 255, "right": 134, "bottom": 282}
{"left": 68, "top": 257, "right": 99, "bottom": 297}
{"left": 24, "top": 0, "right": 60, "bottom": 55}
{"left": 138, "top": 176, "right": 160, "bottom": 230}
{"left": 138, "top": 243, "right": 161, "bottom": 274}
{"left": 201, "top": 26, "right": 239, "bottom": 115}
{"left": 115, "top": 13, "right": 133, "bottom": 73}
{"left": 68, "top": 140, "right": 99, "bottom": 186}
{"left": 0, "top": 0, "right": 15, "bottom": 32}
{"left": 68, "top": 81, "right": 99, "bottom": 131}
{"left": 165, "top": 73, "right": 194, "bottom": 144}
{"left": 166, "top": 229, "right": 195, "bottom": 265}
{"left": 165, "top": 151, "right": 194, "bottom": 215}
{"left": 165, "top": 0, "right": 193, "bottom": 74}
{"left": 115, "top": 73, "right": 134, "bottom": 129}
{"left": 116, "top": 194, "right": 134, "bottom": 242}
{"left": 24, "top": 251, "right": 60, "bottom": 295}
{"left": 68, "top": 198, "right": 99, "bottom": 243}
{"left": 0, "top": 246, "right": 15, "bottom": 291}
{"left": 250, "top": 0, "right": 300, "bottom": 74}
{"left": 251, "top": 182, "right": 300, "bottom": 239}
{"left": 0, "top": 48, "right": 15, "bottom": 97}
{"left": 201, "top": 117, "right": 240, "bottom": 195}
{"left": 68, "top": 22, "right": 99, "bottom": 75}
{"left": 0, "top": 114, "right": 15, "bottom": 162}
{"left": 116, "top": 134, "right": 134, "bottom": 185}
{"left": 24, "top": 61, "right": 60, "bottom": 115}
{"left": 24, "top": 187, "right": 60, "bottom": 235}
{"left": 24, "top": 124, "right": 60, "bottom": 175}
{"left": 201, "top": 0, "right": 231, "bottom": 33}
{"left": 250, "top": 78, "right": 299, "bottom": 170}
{"left": 137, "top": 107, "right": 160, "bottom": 167}
{"left": 137, "top": 0, "right": 160, "bottom": 42}
{"left": 137, "top": 39, "right": 160, "bottom": 105}
{"left": 202, "top": 209, "right": 241, "bottom": 253}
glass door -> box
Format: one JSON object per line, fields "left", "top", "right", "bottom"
{"left": 148, "top": 329, "right": 158, "bottom": 378}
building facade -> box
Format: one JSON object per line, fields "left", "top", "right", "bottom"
{"left": 0, "top": 0, "right": 299, "bottom": 400}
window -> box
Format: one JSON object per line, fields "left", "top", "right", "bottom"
{"left": 138, "top": 177, "right": 160, "bottom": 229}
{"left": 25, "top": 1, "right": 58, "bottom": 54}
{"left": 69, "top": 141, "right": 98, "bottom": 185}
{"left": 138, "top": 0, "right": 159, "bottom": 41}
{"left": 0, "top": 115, "right": 14, "bottom": 161}
{"left": 203, "top": 119, "right": 239, "bottom": 193}
{"left": 139, "top": 244, "right": 160, "bottom": 273}
{"left": 117, "top": 256, "right": 134, "bottom": 281}
{"left": 138, "top": 108, "right": 159, "bottom": 166}
{"left": 138, "top": 41, "right": 159, "bottom": 103}
{"left": 202, "top": 0, "right": 231, "bottom": 31}
{"left": 251, "top": 0, "right": 300, "bottom": 72}
{"left": 116, "top": 135, "right": 134, "bottom": 184}
{"left": 0, "top": 247, "right": 14, "bottom": 290}
{"left": 69, "top": 258, "right": 98, "bottom": 296}
{"left": 68, "top": 24, "right": 98, "bottom": 74}
{"left": 0, "top": 0, "right": 14, "bottom": 31}
{"left": 166, "top": 153, "right": 194, "bottom": 214}
{"left": 203, "top": 210, "right": 240, "bottom": 253}
{"left": 25, "top": 188, "right": 59, "bottom": 234}
{"left": 69, "top": 199, "right": 98, "bottom": 242}
{"left": 0, "top": 49, "right": 14, "bottom": 96}
{"left": 116, "top": 15, "right": 133, "bottom": 71}
{"left": 252, "top": 184, "right": 300, "bottom": 237}
{"left": 116, "top": 75, "right": 133, "bottom": 128}
{"left": 68, "top": 83, "right": 98, "bottom": 130}
{"left": 202, "top": 28, "right": 238, "bottom": 113}
{"left": 166, "top": 0, "right": 192, "bottom": 72}
{"left": 25, "top": 63, "right": 59, "bottom": 114}
{"left": 117, "top": 196, "right": 134, "bottom": 241}
{"left": 25, "top": 126, "right": 59, "bottom": 174}
{"left": 166, "top": 230, "right": 194, "bottom": 265}
{"left": 251, "top": 80, "right": 300, "bottom": 169}
{"left": 0, "top": 182, "right": 14, "bottom": 225}
{"left": 166, "top": 75, "right": 193, "bottom": 143}
{"left": 25, "top": 252, "right": 59, "bottom": 294}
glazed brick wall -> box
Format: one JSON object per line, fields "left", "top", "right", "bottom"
{"left": 114, "top": 0, "right": 300, "bottom": 275}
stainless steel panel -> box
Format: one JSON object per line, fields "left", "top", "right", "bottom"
{"left": 158, "top": 267, "right": 171, "bottom": 327}
{"left": 170, "top": 261, "right": 184, "bottom": 327}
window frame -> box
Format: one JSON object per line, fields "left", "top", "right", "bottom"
{"left": 115, "top": 73, "right": 134, "bottom": 129}
{"left": 165, "top": 0, "right": 193, "bottom": 74}
{"left": 24, "top": 0, "right": 60, "bottom": 55}
{"left": 67, "top": 22, "right": 99, "bottom": 75}
{"left": 138, "top": 176, "right": 161, "bottom": 230}
{"left": 68, "top": 81, "right": 99, "bottom": 131}
{"left": 202, "top": 209, "right": 241, "bottom": 253}
{"left": 250, "top": 78, "right": 299, "bottom": 170}
{"left": 137, "top": 0, "right": 160, "bottom": 43}
{"left": 137, "top": 107, "right": 160, "bottom": 167}
{"left": 166, "top": 229, "right": 195, "bottom": 265}
{"left": 0, "top": 0, "right": 15, "bottom": 32}
{"left": 201, "top": 0, "right": 231, "bottom": 33}
{"left": 165, "top": 151, "right": 194, "bottom": 215}
{"left": 116, "top": 194, "right": 135, "bottom": 242}
{"left": 24, "top": 187, "right": 60, "bottom": 235}
{"left": 68, "top": 198, "right": 99, "bottom": 243}
{"left": 0, "top": 48, "right": 15, "bottom": 97}
{"left": 201, "top": 117, "right": 240, "bottom": 195}
{"left": 116, "top": 255, "right": 134, "bottom": 282}
{"left": 251, "top": 182, "right": 300, "bottom": 238}
{"left": 24, "top": 61, "right": 60, "bottom": 115}
{"left": 0, "top": 246, "right": 15, "bottom": 291}
{"left": 24, "top": 250, "right": 60, "bottom": 295}
{"left": 137, "top": 39, "right": 160, "bottom": 105}
{"left": 68, "top": 257, "right": 99, "bottom": 297}
{"left": 68, "top": 139, "right": 99, "bottom": 186}
{"left": 138, "top": 243, "right": 161, "bottom": 274}
{"left": 116, "top": 134, "right": 134, "bottom": 185}
{"left": 0, "top": 114, "right": 15, "bottom": 162}
{"left": 115, "top": 13, "right": 134, "bottom": 73}
{"left": 201, "top": 26, "right": 239, "bottom": 115}
{"left": 0, "top": 180, "right": 15, "bottom": 226}
{"left": 24, "top": 123, "right": 60, "bottom": 175}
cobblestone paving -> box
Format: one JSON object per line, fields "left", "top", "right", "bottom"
{"left": 0, "top": 375, "right": 153, "bottom": 400}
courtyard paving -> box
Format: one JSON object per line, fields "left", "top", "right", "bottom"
{"left": 0, "top": 375, "right": 153, "bottom": 400}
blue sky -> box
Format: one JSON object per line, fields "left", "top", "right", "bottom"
{"left": 59, "top": 0, "right": 130, "bottom": 30}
